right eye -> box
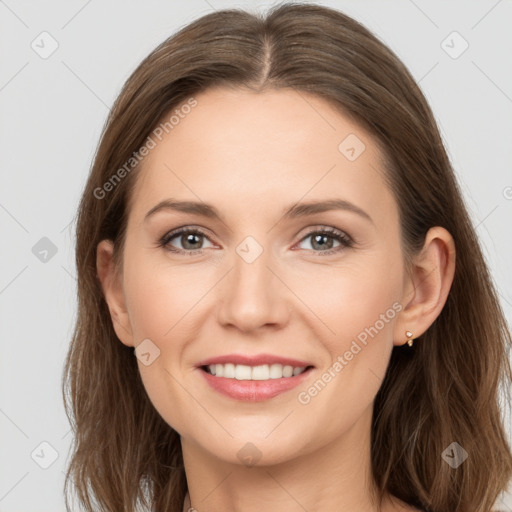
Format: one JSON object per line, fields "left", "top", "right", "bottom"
{"left": 159, "top": 227, "right": 215, "bottom": 255}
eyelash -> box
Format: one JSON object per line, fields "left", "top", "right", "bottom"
{"left": 157, "top": 226, "right": 354, "bottom": 256}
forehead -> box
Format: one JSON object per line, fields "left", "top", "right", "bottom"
{"left": 129, "top": 87, "right": 395, "bottom": 225}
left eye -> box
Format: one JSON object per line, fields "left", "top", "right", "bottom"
{"left": 159, "top": 228, "right": 214, "bottom": 253}
{"left": 295, "top": 228, "right": 353, "bottom": 255}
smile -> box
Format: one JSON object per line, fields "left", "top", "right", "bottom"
{"left": 203, "top": 363, "right": 310, "bottom": 380}
{"left": 197, "top": 362, "right": 314, "bottom": 401}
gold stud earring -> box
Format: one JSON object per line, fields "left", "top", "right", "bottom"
{"left": 405, "top": 330, "right": 414, "bottom": 347}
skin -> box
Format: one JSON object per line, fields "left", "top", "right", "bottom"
{"left": 97, "top": 87, "right": 455, "bottom": 512}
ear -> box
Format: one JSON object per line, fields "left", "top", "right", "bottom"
{"left": 96, "top": 239, "right": 135, "bottom": 347}
{"left": 394, "top": 226, "right": 456, "bottom": 346}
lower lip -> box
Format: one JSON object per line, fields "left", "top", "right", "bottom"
{"left": 198, "top": 367, "right": 314, "bottom": 401}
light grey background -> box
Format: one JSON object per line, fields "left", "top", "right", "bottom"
{"left": 1, "top": 1, "right": 511, "bottom": 510}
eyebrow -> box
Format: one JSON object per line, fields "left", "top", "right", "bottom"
{"left": 144, "top": 198, "right": 373, "bottom": 225}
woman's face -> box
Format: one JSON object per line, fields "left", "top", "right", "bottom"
{"left": 105, "top": 87, "right": 411, "bottom": 465}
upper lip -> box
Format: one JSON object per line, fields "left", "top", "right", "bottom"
{"left": 196, "top": 353, "right": 314, "bottom": 368}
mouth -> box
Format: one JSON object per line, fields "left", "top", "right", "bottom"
{"left": 200, "top": 363, "right": 314, "bottom": 380}
{"left": 195, "top": 355, "right": 316, "bottom": 401}
{"left": 195, "top": 353, "right": 315, "bottom": 379}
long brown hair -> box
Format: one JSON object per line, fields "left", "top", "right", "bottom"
{"left": 62, "top": 3, "right": 512, "bottom": 511}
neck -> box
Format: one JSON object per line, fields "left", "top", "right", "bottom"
{"left": 180, "top": 404, "right": 394, "bottom": 512}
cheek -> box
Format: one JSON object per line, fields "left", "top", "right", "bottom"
{"left": 292, "top": 261, "right": 401, "bottom": 438}
{"left": 303, "top": 252, "right": 402, "bottom": 403}
{"left": 123, "top": 250, "right": 206, "bottom": 341}
{"left": 297, "top": 255, "right": 401, "bottom": 343}
{"left": 122, "top": 253, "right": 205, "bottom": 430}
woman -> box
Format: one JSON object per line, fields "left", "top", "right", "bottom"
{"left": 62, "top": 3, "right": 512, "bottom": 511}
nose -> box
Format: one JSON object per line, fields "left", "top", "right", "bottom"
{"left": 216, "top": 243, "right": 290, "bottom": 333}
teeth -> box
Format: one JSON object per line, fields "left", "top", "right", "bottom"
{"left": 224, "top": 363, "right": 235, "bottom": 378}
{"left": 235, "top": 364, "right": 250, "bottom": 380}
{"left": 252, "top": 364, "right": 269, "bottom": 380}
{"left": 205, "top": 363, "right": 307, "bottom": 380}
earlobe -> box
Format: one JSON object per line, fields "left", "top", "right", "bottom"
{"left": 394, "top": 227, "right": 456, "bottom": 346}
{"left": 96, "top": 239, "right": 135, "bottom": 347}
